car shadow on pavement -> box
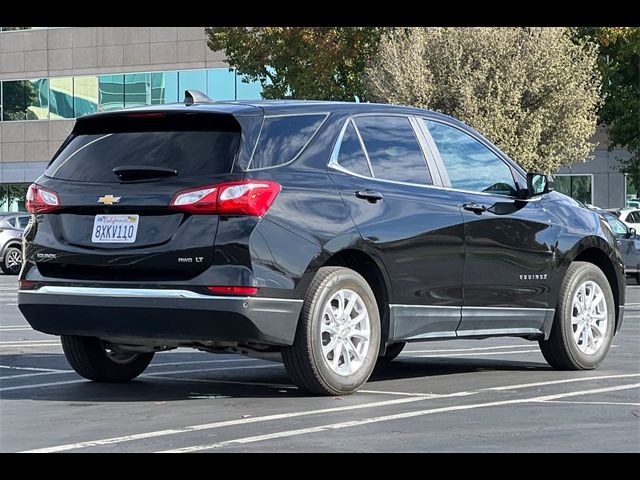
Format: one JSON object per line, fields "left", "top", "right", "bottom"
{"left": 1, "top": 352, "right": 549, "bottom": 402}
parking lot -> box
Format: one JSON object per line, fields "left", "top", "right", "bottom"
{"left": 1, "top": 274, "right": 638, "bottom": 452}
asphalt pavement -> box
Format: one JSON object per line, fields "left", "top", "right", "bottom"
{"left": 1, "top": 274, "right": 638, "bottom": 452}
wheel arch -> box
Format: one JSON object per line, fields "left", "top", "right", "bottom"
{"left": 569, "top": 241, "right": 623, "bottom": 333}
{"left": 322, "top": 248, "right": 393, "bottom": 349}
{"left": 1, "top": 240, "right": 22, "bottom": 260}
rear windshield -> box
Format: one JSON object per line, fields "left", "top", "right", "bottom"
{"left": 45, "top": 114, "right": 241, "bottom": 183}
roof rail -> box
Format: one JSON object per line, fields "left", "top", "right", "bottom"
{"left": 184, "top": 90, "right": 212, "bottom": 105}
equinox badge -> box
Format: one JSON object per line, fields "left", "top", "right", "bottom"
{"left": 98, "top": 195, "right": 121, "bottom": 205}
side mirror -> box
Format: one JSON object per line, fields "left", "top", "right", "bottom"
{"left": 526, "top": 173, "right": 555, "bottom": 198}
{"left": 629, "top": 227, "right": 637, "bottom": 238}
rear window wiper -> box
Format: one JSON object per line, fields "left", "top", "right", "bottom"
{"left": 113, "top": 166, "right": 178, "bottom": 181}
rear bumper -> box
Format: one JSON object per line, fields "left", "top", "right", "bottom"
{"left": 18, "top": 286, "right": 303, "bottom": 346}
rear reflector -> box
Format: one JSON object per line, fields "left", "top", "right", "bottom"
{"left": 170, "top": 180, "right": 281, "bottom": 216}
{"left": 26, "top": 184, "right": 60, "bottom": 214}
{"left": 207, "top": 286, "right": 259, "bottom": 296}
{"left": 19, "top": 280, "right": 36, "bottom": 290}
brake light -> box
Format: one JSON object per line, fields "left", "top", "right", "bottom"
{"left": 207, "top": 286, "right": 259, "bottom": 296}
{"left": 26, "top": 184, "right": 60, "bottom": 214}
{"left": 169, "top": 181, "right": 281, "bottom": 216}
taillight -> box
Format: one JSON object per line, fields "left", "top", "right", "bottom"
{"left": 19, "top": 280, "right": 36, "bottom": 290}
{"left": 169, "top": 181, "right": 281, "bottom": 216}
{"left": 207, "top": 286, "right": 259, "bottom": 296}
{"left": 26, "top": 184, "right": 60, "bottom": 214}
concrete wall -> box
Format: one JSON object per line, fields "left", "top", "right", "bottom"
{"left": 0, "top": 27, "right": 226, "bottom": 81}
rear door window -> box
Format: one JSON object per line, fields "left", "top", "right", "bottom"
{"left": 354, "top": 116, "right": 432, "bottom": 185}
{"left": 335, "top": 121, "right": 372, "bottom": 177}
{"left": 249, "top": 114, "right": 327, "bottom": 170}
{"left": 45, "top": 114, "right": 241, "bottom": 183}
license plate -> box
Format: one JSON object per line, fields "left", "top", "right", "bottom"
{"left": 91, "top": 215, "right": 139, "bottom": 243}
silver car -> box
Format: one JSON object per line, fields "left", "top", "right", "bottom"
{"left": 0, "top": 213, "right": 29, "bottom": 275}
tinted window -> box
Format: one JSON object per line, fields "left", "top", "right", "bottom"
{"left": 4, "top": 218, "right": 16, "bottom": 228}
{"left": 336, "top": 121, "right": 371, "bottom": 177}
{"left": 250, "top": 115, "right": 326, "bottom": 169}
{"left": 16, "top": 217, "right": 29, "bottom": 229}
{"left": 604, "top": 214, "right": 628, "bottom": 236}
{"left": 45, "top": 117, "right": 241, "bottom": 183}
{"left": 425, "top": 120, "right": 517, "bottom": 197}
{"left": 628, "top": 211, "right": 640, "bottom": 223}
{"left": 354, "top": 116, "right": 431, "bottom": 184}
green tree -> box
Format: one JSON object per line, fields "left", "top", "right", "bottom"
{"left": 365, "top": 28, "right": 602, "bottom": 173}
{"left": 205, "top": 27, "right": 389, "bottom": 101}
{"left": 573, "top": 27, "right": 640, "bottom": 196}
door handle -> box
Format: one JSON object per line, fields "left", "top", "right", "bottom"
{"left": 355, "top": 189, "right": 384, "bottom": 203}
{"left": 462, "top": 202, "right": 487, "bottom": 214}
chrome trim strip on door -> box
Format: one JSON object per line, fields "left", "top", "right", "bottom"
{"left": 456, "top": 328, "right": 543, "bottom": 337}
{"left": 23, "top": 286, "right": 303, "bottom": 303}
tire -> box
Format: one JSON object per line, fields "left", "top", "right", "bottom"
{"left": 378, "top": 342, "right": 406, "bottom": 363}
{"left": 1, "top": 246, "right": 22, "bottom": 275}
{"left": 539, "top": 262, "right": 615, "bottom": 370}
{"left": 282, "top": 266, "right": 381, "bottom": 396}
{"left": 61, "top": 335, "right": 154, "bottom": 383}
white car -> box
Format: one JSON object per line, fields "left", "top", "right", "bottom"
{"left": 617, "top": 208, "right": 640, "bottom": 231}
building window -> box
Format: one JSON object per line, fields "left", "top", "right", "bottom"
{"left": 555, "top": 174, "right": 593, "bottom": 205}
{"left": 236, "top": 74, "right": 262, "bottom": 100}
{"left": 49, "top": 77, "right": 74, "bottom": 119}
{"left": 626, "top": 175, "right": 639, "bottom": 208}
{"left": 207, "top": 68, "right": 235, "bottom": 101}
{"left": 124, "top": 73, "right": 151, "bottom": 108}
{"left": 178, "top": 70, "right": 207, "bottom": 98}
{"left": 1, "top": 79, "right": 49, "bottom": 121}
{"left": 98, "top": 74, "right": 124, "bottom": 111}
{"left": 73, "top": 76, "right": 98, "bottom": 117}
{"left": 151, "top": 71, "right": 178, "bottom": 104}
{"left": 0, "top": 184, "right": 29, "bottom": 212}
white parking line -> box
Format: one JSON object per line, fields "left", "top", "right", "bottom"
{"left": 0, "top": 364, "right": 281, "bottom": 393}
{"left": 160, "top": 382, "right": 640, "bottom": 452}
{"left": 0, "top": 365, "right": 68, "bottom": 373}
{"left": 0, "top": 327, "right": 33, "bottom": 332}
{"left": 0, "top": 343, "right": 60, "bottom": 349}
{"left": 21, "top": 373, "right": 638, "bottom": 453}
{"left": 0, "top": 358, "right": 260, "bottom": 380}
{"left": 484, "top": 373, "right": 640, "bottom": 391}
{"left": 540, "top": 400, "right": 640, "bottom": 406}
{"left": 0, "top": 340, "right": 55, "bottom": 344}
{"left": 21, "top": 395, "right": 453, "bottom": 453}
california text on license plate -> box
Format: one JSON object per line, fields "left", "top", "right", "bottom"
{"left": 91, "top": 215, "right": 139, "bottom": 243}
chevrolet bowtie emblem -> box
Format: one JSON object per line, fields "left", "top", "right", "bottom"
{"left": 98, "top": 195, "right": 121, "bottom": 205}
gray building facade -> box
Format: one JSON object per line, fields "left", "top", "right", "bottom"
{"left": 0, "top": 27, "right": 635, "bottom": 211}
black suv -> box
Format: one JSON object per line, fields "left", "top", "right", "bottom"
{"left": 18, "top": 95, "right": 626, "bottom": 395}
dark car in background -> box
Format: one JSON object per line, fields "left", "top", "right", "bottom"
{"left": 17, "top": 95, "right": 626, "bottom": 396}
{"left": 601, "top": 212, "right": 640, "bottom": 284}
{"left": 0, "top": 213, "right": 29, "bottom": 274}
